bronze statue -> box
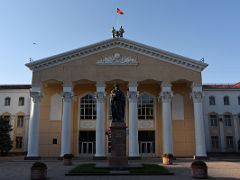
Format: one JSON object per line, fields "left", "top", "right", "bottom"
{"left": 110, "top": 84, "right": 125, "bottom": 122}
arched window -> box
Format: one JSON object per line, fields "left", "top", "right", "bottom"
{"left": 18, "top": 97, "right": 25, "bottom": 106}
{"left": 4, "top": 97, "right": 11, "bottom": 106}
{"left": 224, "top": 113, "right": 232, "bottom": 126}
{"left": 80, "top": 94, "right": 96, "bottom": 120}
{"left": 209, "top": 96, "right": 216, "bottom": 105}
{"left": 138, "top": 93, "right": 154, "bottom": 120}
{"left": 224, "top": 96, "right": 230, "bottom": 105}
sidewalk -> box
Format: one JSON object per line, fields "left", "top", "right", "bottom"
{"left": 0, "top": 157, "right": 240, "bottom": 180}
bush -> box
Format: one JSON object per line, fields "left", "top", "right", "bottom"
{"left": 191, "top": 160, "right": 207, "bottom": 168}
{"left": 63, "top": 154, "right": 73, "bottom": 159}
{"left": 162, "top": 153, "right": 174, "bottom": 158}
{"left": 31, "top": 162, "right": 47, "bottom": 170}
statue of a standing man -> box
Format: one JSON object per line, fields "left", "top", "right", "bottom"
{"left": 110, "top": 84, "right": 125, "bottom": 122}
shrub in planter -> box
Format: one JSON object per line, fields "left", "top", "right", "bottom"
{"left": 63, "top": 154, "right": 73, "bottom": 166}
{"left": 31, "top": 161, "right": 47, "bottom": 180}
{"left": 191, "top": 160, "right": 208, "bottom": 179}
{"left": 162, "top": 153, "right": 174, "bottom": 165}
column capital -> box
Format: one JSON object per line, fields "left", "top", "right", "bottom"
{"left": 96, "top": 82, "right": 106, "bottom": 92}
{"left": 192, "top": 91, "right": 203, "bottom": 103}
{"left": 160, "top": 91, "right": 173, "bottom": 103}
{"left": 128, "top": 82, "right": 138, "bottom": 91}
{"left": 128, "top": 91, "right": 138, "bottom": 103}
{"left": 96, "top": 92, "right": 106, "bottom": 103}
{"left": 30, "top": 91, "right": 41, "bottom": 103}
{"left": 62, "top": 92, "right": 72, "bottom": 102}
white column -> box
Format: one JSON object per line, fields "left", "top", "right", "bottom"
{"left": 128, "top": 82, "right": 139, "bottom": 157}
{"left": 161, "top": 83, "right": 173, "bottom": 154}
{"left": 60, "top": 86, "right": 72, "bottom": 157}
{"left": 95, "top": 83, "right": 106, "bottom": 158}
{"left": 27, "top": 86, "right": 41, "bottom": 158}
{"left": 192, "top": 84, "right": 207, "bottom": 158}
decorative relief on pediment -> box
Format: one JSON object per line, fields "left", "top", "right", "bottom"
{"left": 96, "top": 53, "right": 138, "bottom": 65}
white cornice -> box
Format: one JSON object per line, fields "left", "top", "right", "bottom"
{"left": 25, "top": 38, "right": 208, "bottom": 72}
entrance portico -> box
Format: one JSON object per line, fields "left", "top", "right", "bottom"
{"left": 25, "top": 37, "right": 208, "bottom": 159}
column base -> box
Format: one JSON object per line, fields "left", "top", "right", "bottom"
{"left": 94, "top": 156, "right": 107, "bottom": 160}
{"left": 128, "top": 156, "right": 141, "bottom": 160}
{"left": 24, "top": 156, "right": 41, "bottom": 160}
{"left": 194, "top": 155, "right": 208, "bottom": 160}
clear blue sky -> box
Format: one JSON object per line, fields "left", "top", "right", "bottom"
{"left": 0, "top": 0, "right": 239, "bottom": 84}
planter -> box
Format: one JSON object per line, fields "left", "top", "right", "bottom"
{"left": 31, "top": 162, "right": 47, "bottom": 180}
{"left": 63, "top": 158, "right": 72, "bottom": 166}
{"left": 162, "top": 156, "right": 173, "bottom": 165}
{"left": 63, "top": 154, "right": 73, "bottom": 166}
{"left": 162, "top": 153, "right": 173, "bottom": 165}
{"left": 191, "top": 160, "right": 208, "bottom": 179}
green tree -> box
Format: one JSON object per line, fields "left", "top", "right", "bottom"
{"left": 0, "top": 116, "right": 13, "bottom": 156}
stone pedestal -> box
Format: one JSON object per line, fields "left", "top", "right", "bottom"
{"left": 109, "top": 122, "right": 128, "bottom": 168}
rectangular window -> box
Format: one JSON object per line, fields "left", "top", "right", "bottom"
{"left": 224, "top": 96, "right": 230, "bottom": 105}
{"left": 226, "top": 136, "right": 234, "bottom": 149}
{"left": 210, "top": 114, "right": 218, "bottom": 126}
{"left": 238, "top": 96, "right": 240, "bottom": 105}
{"left": 224, "top": 115, "right": 232, "bottom": 126}
{"left": 211, "top": 136, "right": 219, "bottom": 149}
{"left": 16, "top": 136, "right": 23, "bottom": 149}
{"left": 17, "top": 116, "right": 24, "bottom": 128}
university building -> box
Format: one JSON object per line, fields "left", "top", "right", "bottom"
{"left": 25, "top": 37, "right": 209, "bottom": 159}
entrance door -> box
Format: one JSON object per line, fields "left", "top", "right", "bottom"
{"left": 138, "top": 131, "right": 155, "bottom": 157}
{"left": 139, "top": 141, "right": 154, "bottom": 155}
{"left": 80, "top": 142, "right": 95, "bottom": 155}
{"left": 79, "top": 131, "right": 96, "bottom": 156}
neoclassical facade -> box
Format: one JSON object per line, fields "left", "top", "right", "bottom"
{"left": 25, "top": 37, "right": 208, "bottom": 158}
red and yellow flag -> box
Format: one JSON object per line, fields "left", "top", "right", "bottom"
{"left": 117, "top": 8, "right": 124, "bottom": 15}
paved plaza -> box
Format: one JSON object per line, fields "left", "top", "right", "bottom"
{"left": 0, "top": 157, "right": 240, "bottom": 180}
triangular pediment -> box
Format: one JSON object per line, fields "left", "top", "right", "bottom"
{"left": 26, "top": 38, "right": 208, "bottom": 72}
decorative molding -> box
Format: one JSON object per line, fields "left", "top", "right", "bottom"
{"left": 192, "top": 91, "right": 203, "bottom": 103}
{"left": 26, "top": 38, "right": 208, "bottom": 72}
{"left": 95, "top": 92, "right": 105, "bottom": 103}
{"left": 96, "top": 53, "right": 138, "bottom": 65}
{"left": 128, "top": 91, "right": 138, "bottom": 103}
{"left": 161, "top": 91, "right": 173, "bottom": 103}
{"left": 79, "top": 120, "right": 96, "bottom": 129}
{"left": 30, "top": 92, "right": 41, "bottom": 103}
{"left": 138, "top": 120, "right": 154, "bottom": 129}
{"left": 62, "top": 92, "right": 72, "bottom": 102}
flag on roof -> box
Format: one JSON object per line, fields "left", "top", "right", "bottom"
{"left": 117, "top": 8, "right": 124, "bottom": 15}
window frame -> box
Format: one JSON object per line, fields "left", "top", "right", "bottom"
{"left": 211, "top": 136, "right": 219, "bottom": 149}
{"left": 80, "top": 94, "right": 96, "bottom": 120}
{"left": 209, "top": 96, "right": 216, "bottom": 105}
{"left": 224, "top": 114, "right": 232, "bottom": 126}
{"left": 224, "top": 96, "right": 230, "bottom": 105}
{"left": 226, "top": 136, "right": 234, "bottom": 149}
{"left": 209, "top": 114, "right": 218, "bottom": 126}
{"left": 138, "top": 93, "right": 154, "bottom": 120}
{"left": 18, "top": 97, "right": 25, "bottom": 106}
{"left": 4, "top": 97, "right": 11, "bottom": 106}
{"left": 16, "top": 136, "right": 23, "bottom": 149}
{"left": 17, "top": 115, "right": 24, "bottom": 128}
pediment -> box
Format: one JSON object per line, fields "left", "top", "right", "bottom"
{"left": 26, "top": 38, "right": 208, "bottom": 72}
